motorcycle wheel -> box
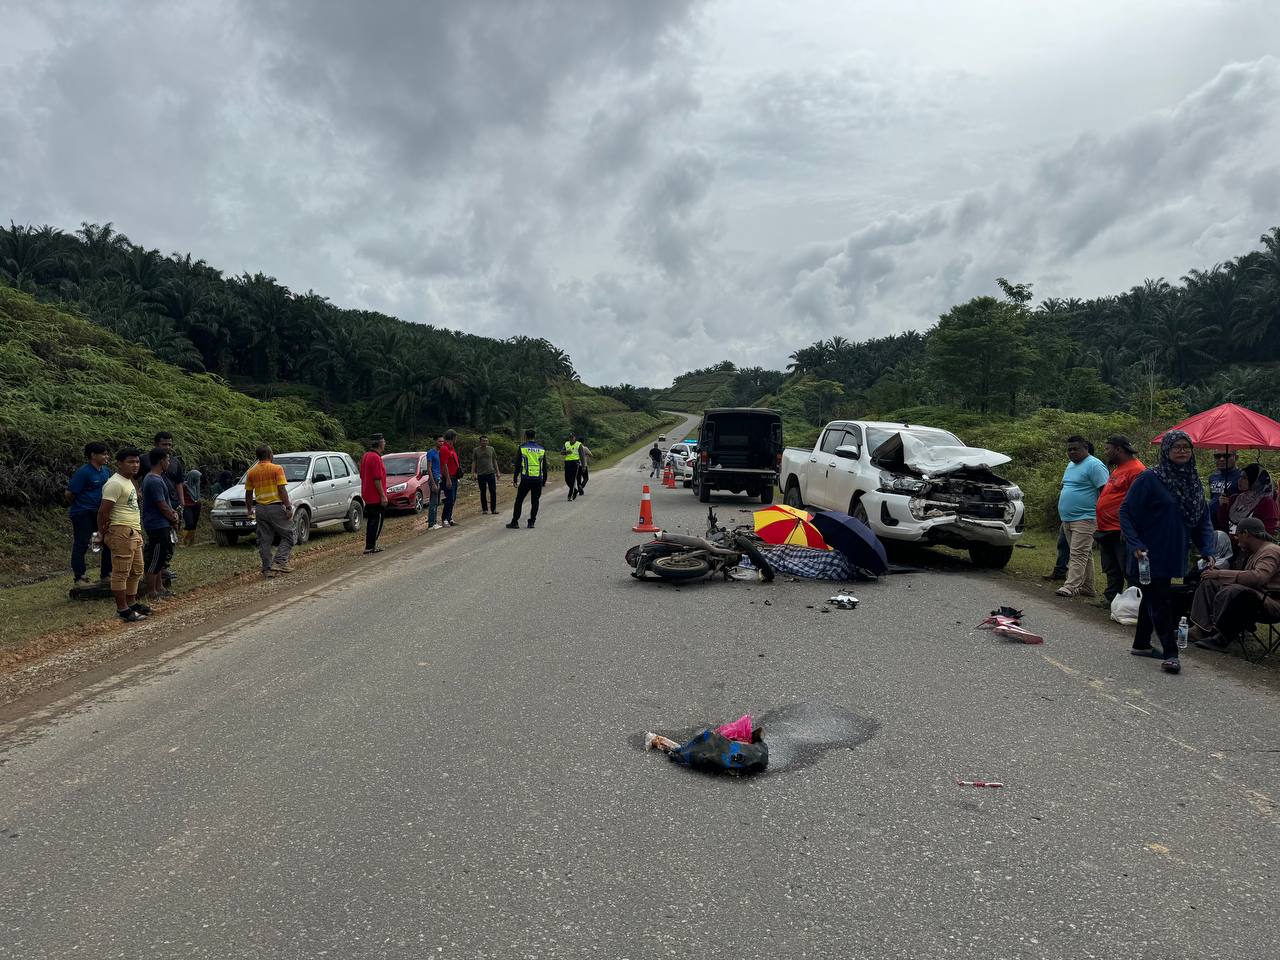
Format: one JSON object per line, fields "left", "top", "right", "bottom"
{"left": 650, "top": 554, "right": 713, "bottom": 580}
{"left": 739, "top": 541, "right": 775, "bottom": 582}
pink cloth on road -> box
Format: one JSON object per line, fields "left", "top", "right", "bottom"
{"left": 715, "top": 715, "right": 753, "bottom": 742}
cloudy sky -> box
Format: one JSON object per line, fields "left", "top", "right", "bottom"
{"left": 3, "top": 1, "right": 1278, "bottom": 386}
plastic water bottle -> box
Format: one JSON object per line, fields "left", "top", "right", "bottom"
{"left": 90, "top": 531, "right": 102, "bottom": 554}
{"left": 1138, "top": 554, "right": 1152, "bottom": 585}
{"left": 1177, "top": 616, "right": 1189, "bottom": 650}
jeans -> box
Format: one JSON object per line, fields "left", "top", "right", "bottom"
{"left": 365, "top": 503, "right": 385, "bottom": 550}
{"left": 1053, "top": 528, "right": 1070, "bottom": 575}
{"left": 428, "top": 486, "right": 440, "bottom": 526}
{"left": 512, "top": 478, "right": 542, "bottom": 523}
{"left": 564, "top": 461, "right": 579, "bottom": 500}
{"left": 254, "top": 503, "right": 295, "bottom": 571}
{"left": 70, "top": 510, "right": 111, "bottom": 580}
{"left": 576, "top": 464, "right": 588, "bottom": 494}
{"left": 1061, "top": 519, "right": 1097, "bottom": 595}
{"left": 442, "top": 480, "right": 457, "bottom": 523}
{"left": 1094, "top": 529, "right": 1129, "bottom": 601}
{"left": 478, "top": 473, "right": 497, "bottom": 512}
{"left": 1135, "top": 576, "right": 1177, "bottom": 658}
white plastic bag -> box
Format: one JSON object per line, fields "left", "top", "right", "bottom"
{"left": 1110, "top": 586, "right": 1142, "bottom": 626}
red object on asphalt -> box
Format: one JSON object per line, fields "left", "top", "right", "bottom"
{"left": 1152, "top": 403, "right": 1280, "bottom": 451}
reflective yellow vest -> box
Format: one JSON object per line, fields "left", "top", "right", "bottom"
{"left": 563, "top": 440, "right": 582, "bottom": 462}
{"left": 520, "top": 443, "right": 546, "bottom": 479}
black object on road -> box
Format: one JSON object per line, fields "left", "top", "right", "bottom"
{"left": 668, "top": 729, "right": 768, "bottom": 775}
{"left": 811, "top": 510, "right": 889, "bottom": 576}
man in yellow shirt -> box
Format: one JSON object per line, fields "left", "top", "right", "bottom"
{"left": 244, "top": 445, "right": 296, "bottom": 577}
{"left": 96, "top": 446, "right": 147, "bottom": 622}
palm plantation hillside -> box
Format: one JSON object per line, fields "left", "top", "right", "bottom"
{"left": 0, "top": 220, "right": 667, "bottom": 448}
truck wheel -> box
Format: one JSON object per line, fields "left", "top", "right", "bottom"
{"left": 783, "top": 482, "right": 803, "bottom": 509}
{"left": 214, "top": 530, "right": 238, "bottom": 547}
{"left": 852, "top": 499, "right": 870, "bottom": 525}
{"left": 969, "top": 544, "right": 1014, "bottom": 569}
{"left": 759, "top": 485, "right": 774, "bottom": 504}
{"left": 698, "top": 478, "right": 712, "bottom": 503}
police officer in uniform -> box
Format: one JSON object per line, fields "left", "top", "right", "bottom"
{"left": 507, "top": 429, "right": 547, "bottom": 529}
{"left": 563, "top": 432, "right": 583, "bottom": 501}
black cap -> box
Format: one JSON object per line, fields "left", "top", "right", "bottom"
{"left": 1105, "top": 435, "right": 1136, "bottom": 455}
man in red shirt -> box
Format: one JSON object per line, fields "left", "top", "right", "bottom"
{"left": 360, "top": 434, "right": 389, "bottom": 554}
{"left": 1094, "top": 435, "right": 1146, "bottom": 602}
{"left": 440, "top": 429, "right": 462, "bottom": 527}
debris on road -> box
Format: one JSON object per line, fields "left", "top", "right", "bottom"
{"left": 956, "top": 779, "right": 1004, "bottom": 788}
{"left": 645, "top": 714, "right": 768, "bottom": 775}
{"left": 828, "top": 593, "right": 859, "bottom": 609}
{"left": 976, "top": 608, "right": 1044, "bottom": 644}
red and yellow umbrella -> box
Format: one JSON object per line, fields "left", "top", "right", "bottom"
{"left": 753, "top": 505, "right": 829, "bottom": 549}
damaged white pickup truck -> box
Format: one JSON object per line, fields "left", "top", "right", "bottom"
{"left": 778, "top": 420, "right": 1025, "bottom": 568}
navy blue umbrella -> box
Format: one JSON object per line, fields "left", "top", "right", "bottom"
{"left": 811, "top": 510, "right": 889, "bottom": 576}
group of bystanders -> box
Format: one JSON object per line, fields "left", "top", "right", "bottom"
{"left": 65, "top": 426, "right": 597, "bottom": 623}
{"left": 1048, "top": 431, "right": 1280, "bottom": 674}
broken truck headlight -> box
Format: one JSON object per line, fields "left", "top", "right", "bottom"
{"left": 1004, "top": 485, "right": 1023, "bottom": 502}
{"left": 879, "top": 472, "right": 929, "bottom": 495}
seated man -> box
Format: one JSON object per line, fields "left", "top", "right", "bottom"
{"left": 1190, "top": 517, "right": 1280, "bottom": 652}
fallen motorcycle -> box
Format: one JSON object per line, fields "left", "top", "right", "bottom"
{"left": 627, "top": 509, "right": 774, "bottom": 583}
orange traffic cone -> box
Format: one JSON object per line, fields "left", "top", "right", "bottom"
{"left": 662, "top": 462, "right": 676, "bottom": 488}
{"left": 633, "top": 484, "right": 661, "bottom": 533}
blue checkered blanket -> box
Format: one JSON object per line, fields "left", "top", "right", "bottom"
{"left": 739, "top": 543, "right": 865, "bottom": 580}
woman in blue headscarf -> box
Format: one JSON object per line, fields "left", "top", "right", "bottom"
{"left": 1119, "top": 430, "right": 1217, "bottom": 674}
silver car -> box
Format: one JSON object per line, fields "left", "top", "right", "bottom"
{"left": 211, "top": 451, "right": 365, "bottom": 547}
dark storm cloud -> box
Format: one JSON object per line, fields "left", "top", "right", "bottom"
{"left": 244, "top": 0, "right": 700, "bottom": 171}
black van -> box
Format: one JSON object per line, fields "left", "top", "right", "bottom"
{"left": 692, "top": 407, "right": 784, "bottom": 504}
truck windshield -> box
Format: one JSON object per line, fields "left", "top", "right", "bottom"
{"left": 866, "top": 427, "right": 962, "bottom": 453}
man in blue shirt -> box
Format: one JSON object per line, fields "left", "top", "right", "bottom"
{"left": 1056, "top": 435, "right": 1110, "bottom": 598}
{"left": 141, "top": 447, "right": 181, "bottom": 602}
{"left": 65, "top": 441, "right": 113, "bottom": 585}
{"left": 425, "top": 438, "right": 444, "bottom": 530}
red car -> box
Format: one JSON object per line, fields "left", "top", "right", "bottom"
{"left": 382, "top": 451, "right": 432, "bottom": 513}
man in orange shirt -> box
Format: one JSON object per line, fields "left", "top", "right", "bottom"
{"left": 244, "top": 445, "right": 296, "bottom": 577}
{"left": 1094, "top": 435, "right": 1146, "bottom": 602}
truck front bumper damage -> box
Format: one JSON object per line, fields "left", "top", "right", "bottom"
{"left": 863, "top": 491, "right": 1024, "bottom": 548}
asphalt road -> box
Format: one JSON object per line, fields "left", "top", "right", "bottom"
{"left": 2, "top": 417, "right": 1279, "bottom": 959}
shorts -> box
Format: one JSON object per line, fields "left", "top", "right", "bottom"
{"left": 105, "top": 525, "right": 145, "bottom": 593}
{"left": 183, "top": 504, "right": 202, "bottom": 530}
{"left": 144, "top": 527, "right": 175, "bottom": 575}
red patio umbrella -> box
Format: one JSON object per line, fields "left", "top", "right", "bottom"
{"left": 1151, "top": 403, "right": 1280, "bottom": 452}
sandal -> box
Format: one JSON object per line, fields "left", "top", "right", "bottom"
{"left": 1130, "top": 647, "right": 1163, "bottom": 658}
{"left": 1161, "top": 658, "right": 1181, "bottom": 674}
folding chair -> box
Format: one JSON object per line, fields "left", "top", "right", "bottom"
{"left": 1236, "top": 616, "right": 1280, "bottom": 663}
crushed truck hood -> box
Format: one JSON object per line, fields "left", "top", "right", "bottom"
{"left": 871, "top": 431, "right": 1011, "bottom": 477}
